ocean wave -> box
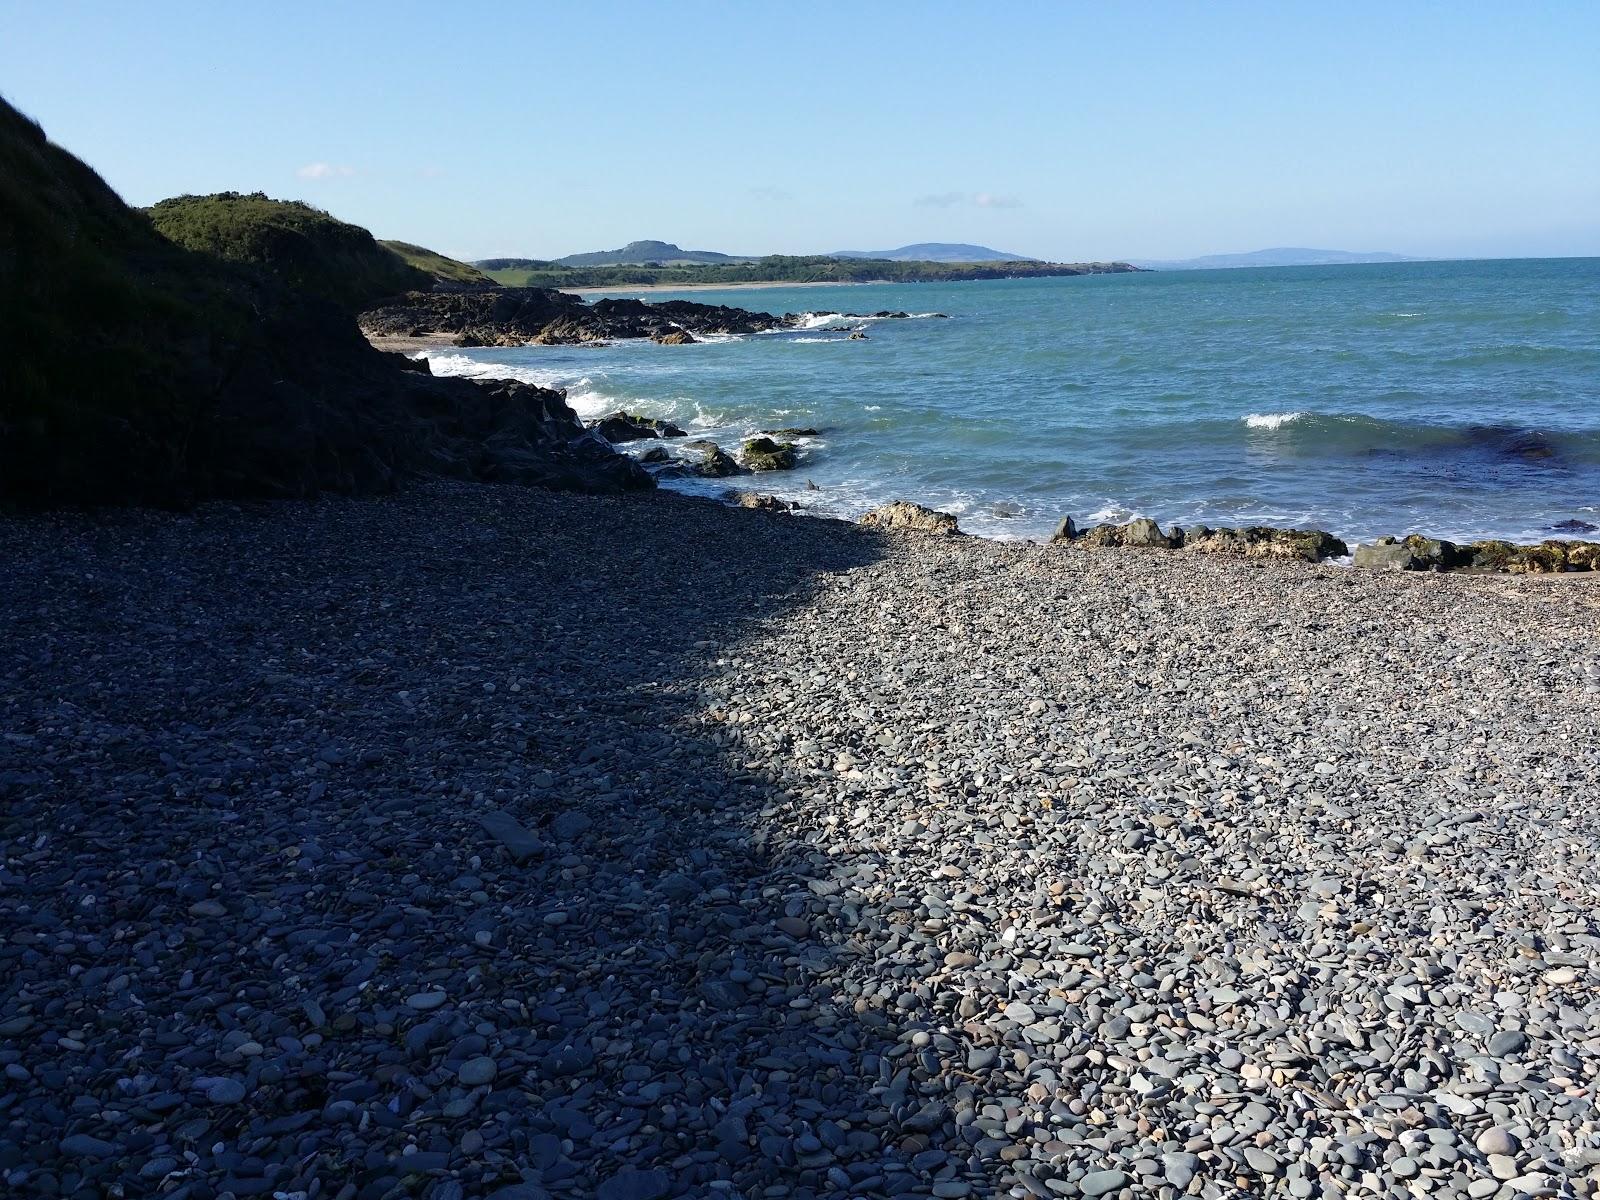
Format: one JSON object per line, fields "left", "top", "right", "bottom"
{"left": 421, "top": 352, "right": 620, "bottom": 417}
{"left": 1243, "top": 411, "right": 1306, "bottom": 430}
{"left": 1239, "top": 411, "right": 1600, "bottom": 464}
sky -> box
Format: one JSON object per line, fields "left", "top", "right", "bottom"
{"left": 3, "top": 2, "right": 1597, "bottom": 263}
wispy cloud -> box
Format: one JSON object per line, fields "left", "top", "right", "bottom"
{"left": 418, "top": 165, "right": 446, "bottom": 179}
{"left": 748, "top": 185, "right": 793, "bottom": 203}
{"left": 296, "top": 162, "right": 356, "bottom": 180}
{"left": 915, "top": 190, "right": 1023, "bottom": 209}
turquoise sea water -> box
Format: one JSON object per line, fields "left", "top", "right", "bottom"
{"left": 425, "top": 258, "right": 1600, "bottom": 543}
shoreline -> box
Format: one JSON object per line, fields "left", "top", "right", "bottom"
{"left": 566, "top": 278, "right": 888, "bottom": 295}
{"left": 4, "top": 479, "right": 1596, "bottom": 1196}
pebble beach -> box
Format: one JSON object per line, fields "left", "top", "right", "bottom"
{"left": 3, "top": 482, "right": 1599, "bottom": 1200}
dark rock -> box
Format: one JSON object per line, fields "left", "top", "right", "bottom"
{"left": 478, "top": 811, "right": 543, "bottom": 862}
{"left": 740, "top": 437, "right": 799, "bottom": 472}
{"left": 650, "top": 329, "right": 695, "bottom": 345}
{"left": 1551, "top": 519, "right": 1598, "bottom": 534}
{"left": 690, "top": 444, "right": 749, "bottom": 478}
{"left": 1051, "top": 516, "right": 1078, "bottom": 543}
{"left": 1354, "top": 539, "right": 1420, "bottom": 571}
{"left": 1182, "top": 525, "right": 1347, "bottom": 562}
{"left": 588, "top": 411, "right": 688, "bottom": 442}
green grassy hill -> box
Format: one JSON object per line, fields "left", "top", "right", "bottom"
{"left": 380, "top": 239, "right": 495, "bottom": 288}
{"left": 145, "top": 192, "right": 430, "bottom": 310}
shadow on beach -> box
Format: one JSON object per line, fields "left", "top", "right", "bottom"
{"left": 0, "top": 482, "right": 1006, "bottom": 1200}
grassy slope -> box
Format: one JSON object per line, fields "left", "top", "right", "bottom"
{"left": 0, "top": 100, "right": 266, "bottom": 499}
{"left": 146, "top": 192, "right": 429, "bottom": 310}
{"left": 380, "top": 239, "right": 495, "bottom": 288}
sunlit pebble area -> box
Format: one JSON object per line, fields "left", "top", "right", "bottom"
{"left": 2, "top": 482, "right": 1599, "bottom": 1200}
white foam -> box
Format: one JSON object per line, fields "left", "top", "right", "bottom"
{"left": 792, "top": 312, "right": 847, "bottom": 330}
{"left": 1244, "top": 411, "right": 1306, "bottom": 430}
{"left": 421, "top": 352, "right": 618, "bottom": 417}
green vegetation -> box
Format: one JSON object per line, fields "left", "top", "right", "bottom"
{"left": 146, "top": 192, "right": 429, "bottom": 309}
{"left": 380, "top": 239, "right": 494, "bottom": 288}
{"left": 480, "top": 255, "right": 1135, "bottom": 288}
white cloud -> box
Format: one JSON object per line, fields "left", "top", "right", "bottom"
{"left": 296, "top": 162, "right": 356, "bottom": 180}
{"left": 915, "top": 190, "right": 1023, "bottom": 209}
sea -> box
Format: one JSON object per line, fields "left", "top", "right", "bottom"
{"left": 421, "top": 257, "right": 1600, "bottom": 544}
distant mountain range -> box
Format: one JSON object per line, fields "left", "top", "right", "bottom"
{"left": 829, "top": 243, "right": 1034, "bottom": 263}
{"left": 476, "top": 240, "right": 1038, "bottom": 269}
{"left": 1132, "top": 247, "right": 1422, "bottom": 270}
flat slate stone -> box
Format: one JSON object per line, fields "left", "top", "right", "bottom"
{"left": 479, "top": 809, "right": 543, "bottom": 862}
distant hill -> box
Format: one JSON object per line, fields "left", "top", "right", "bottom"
{"left": 1133, "top": 247, "right": 1421, "bottom": 270}
{"left": 478, "top": 255, "right": 1137, "bottom": 289}
{"left": 145, "top": 192, "right": 430, "bottom": 310}
{"left": 379, "top": 240, "right": 495, "bottom": 289}
{"left": 554, "top": 240, "right": 754, "bottom": 267}
{"left": 831, "top": 242, "right": 1033, "bottom": 263}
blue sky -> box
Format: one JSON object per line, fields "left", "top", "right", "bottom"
{"left": 3, "top": 2, "right": 1596, "bottom": 262}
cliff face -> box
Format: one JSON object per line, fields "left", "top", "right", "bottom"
{"left": 0, "top": 98, "right": 649, "bottom": 506}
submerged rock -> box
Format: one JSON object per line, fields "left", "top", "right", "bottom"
{"left": 651, "top": 329, "right": 696, "bottom": 345}
{"left": 859, "top": 500, "right": 961, "bottom": 536}
{"left": 739, "top": 437, "right": 799, "bottom": 472}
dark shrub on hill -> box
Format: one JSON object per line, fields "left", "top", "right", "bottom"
{"left": 145, "top": 191, "right": 430, "bottom": 311}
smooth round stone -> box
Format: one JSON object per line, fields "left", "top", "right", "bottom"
{"left": 1487, "top": 1030, "right": 1527, "bottom": 1056}
{"left": 206, "top": 1078, "right": 246, "bottom": 1105}
{"left": 407, "top": 991, "right": 448, "bottom": 1011}
{"left": 458, "top": 1057, "right": 498, "bottom": 1086}
{"left": 1391, "top": 1157, "right": 1420, "bottom": 1179}
{"left": 1474, "top": 1127, "right": 1519, "bottom": 1157}
{"left": 1080, "top": 1169, "right": 1130, "bottom": 1197}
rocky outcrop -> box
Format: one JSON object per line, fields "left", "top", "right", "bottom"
{"left": 1058, "top": 518, "right": 1347, "bottom": 563}
{"left": 739, "top": 437, "right": 798, "bottom": 472}
{"left": 859, "top": 501, "right": 962, "bottom": 536}
{"left": 362, "top": 289, "right": 789, "bottom": 346}
{"left": 588, "top": 411, "right": 688, "bottom": 442}
{"left": 1353, "top": 534, "right": 1600, "bottom": 573}
{"left": 0, "top": 97, "right": 648, "bottom": 506}
{"left": 1183, "top": 525, "right": 1349, "bottom": 562}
